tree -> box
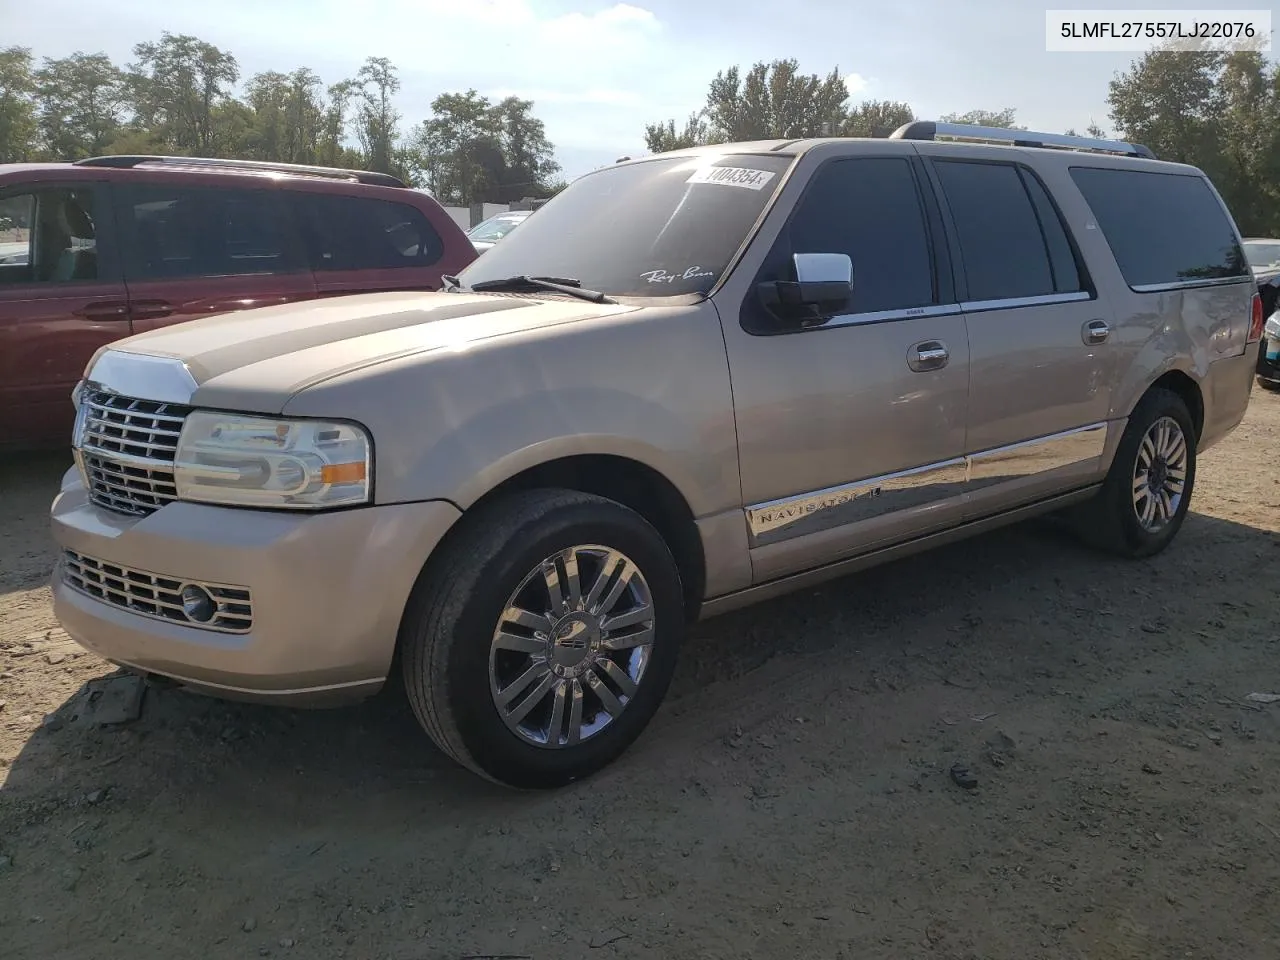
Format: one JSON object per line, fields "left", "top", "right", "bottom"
{"left": 318, "top": 79, "right": 359, "bottom": 167}
{"left": 643, "top": 113, "right": 709, "bottom": 153}
{"left": 127, "top": 32, "right": 240, "bottom": 154}
{"left": 843, "top": 99, "right": 915, "bottom": 138}
{"left": 1108, "top": 48, "right": 1280, "bottom": 235}
{"left": 939, "top": 107, "right": 1023, "bottom": 129}
{"left": 413, "top": 89, "right": 559, "bottom": 205}
{"left": 244, "top": 70, "right": 289, "bottom": 161}
{"left": 0, "top": 46, "right": 37, "bottom": 163}
{"left": 354, "top": 56, "right": 400, "bottom": 173}
{"left": 487, "top": 95, "right": 560, "bottom": 199}
{"left": 281, "top": 68, "right": 323, "bottom": 164}
{"left": 704, "top": 59, "right": 849, "bottom": 142}
{"left": 34, "top": 52, "right": 125, "bottom": 159}
{"left": 1107, "top": 50, "right": 1224, "bottom": 167}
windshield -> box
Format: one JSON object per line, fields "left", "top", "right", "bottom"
{"left": 468, "top": 214, "right": 528, "bottom": 243}
{"left": 457, "top": 153, "right": 795, "bottom": 297}
{"left": 1244, "top": 241, "right": 1280, "bottom": 270}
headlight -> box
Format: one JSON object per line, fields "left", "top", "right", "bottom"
{"left": 173, "top": 412, "right": 371, "bottom": 510}
{"left": 1265, "top": 312, "right": 1280, "bottom": 340}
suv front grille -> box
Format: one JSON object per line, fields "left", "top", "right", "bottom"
{"left": 77, "top": 389, "right": 190, "bottom": 518}
{"left": 62, "top": 550, "right": 254, "bottom": 634}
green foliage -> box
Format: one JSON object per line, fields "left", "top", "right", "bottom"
{"left": 1107, "top": 49, "right": 1280, "bottom": 234}
{"left": 410, "top": 89, "right": 560, "bottom": 205}
{"left": 0, "top": 33, "right": 562, "bottom": 205}
{"left": 0, "top": 46, "right": 37, "bottom": 163}
{"left": 939, "top": 107, "right": 1024, "bottom": 129}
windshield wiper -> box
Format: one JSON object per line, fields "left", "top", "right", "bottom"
{"left": 465, "top": 275, "right": 615, "bottom": 304}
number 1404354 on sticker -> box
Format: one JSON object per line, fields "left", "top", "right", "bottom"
{"left": 686, "top": 166, "right": 777, "bottom": 190}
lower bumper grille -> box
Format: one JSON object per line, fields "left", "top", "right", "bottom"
{"left": 61, "top": 550, "right": 254, "bottom": 634}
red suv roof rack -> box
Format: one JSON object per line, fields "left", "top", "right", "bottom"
{"left": 73, "top": 155, "right": 408, "bottom": 189}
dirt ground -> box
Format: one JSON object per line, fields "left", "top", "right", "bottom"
{"left": 2, "top": 390, "right": 1279, "bottom": 960}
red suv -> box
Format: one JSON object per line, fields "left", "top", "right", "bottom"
{"left": 0, "top": 156, "right": 475, "bottom": 450}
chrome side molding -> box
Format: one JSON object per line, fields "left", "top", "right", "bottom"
{"left": 745, "top": 422, "right": 1109, "bottom": 545}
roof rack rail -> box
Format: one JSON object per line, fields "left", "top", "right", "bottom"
{"left": 72, "top": 155, "right": 408, "bottom": 188}
{"left": 888, "top": 121, "right": 1157, "bottom": 160}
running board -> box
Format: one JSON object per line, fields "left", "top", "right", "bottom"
{"left": 696, "top": 486, "right": 1099, "bottom": 620}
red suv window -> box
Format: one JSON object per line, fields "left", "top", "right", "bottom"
{"left": 116, "top": 183, "right": 304, "bottom": 280}
{"left": 292, "top": 193, "right": 444, "bottom": 272}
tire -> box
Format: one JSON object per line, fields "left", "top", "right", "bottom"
{"left": 1071, "top": 387, "right": 1196, "bottom": 559}
{"left": 1258, "top": 376, "right": 1280, "bottom": 392}
{"left": 400, "top": 488, "right": 685, "bottom": 789}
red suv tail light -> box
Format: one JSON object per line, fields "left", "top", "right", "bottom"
{"left": 1248, "top": 292, "right": 1264, "bottom": 343}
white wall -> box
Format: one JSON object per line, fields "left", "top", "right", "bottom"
{"left": 442, "top": 203, "right": 512, "bottom": 231}
{"left": 442, "top": 206, "right": 471, "bottom": 230}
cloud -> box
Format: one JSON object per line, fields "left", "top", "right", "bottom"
{"left": 843, "top": 72, "right": 870, "bottom": 98}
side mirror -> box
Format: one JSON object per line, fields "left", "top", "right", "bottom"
{"left": 757, "top": 252, "right": 853, "bottom": 324}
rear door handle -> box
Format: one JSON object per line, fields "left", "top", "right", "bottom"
{"left": 1083, "top": 319, "right": 1110, "bottom": 344}
{"left": 73, "top": 301, "right": 130, "bottom": 321}
{"left": 130, "top": 300, "right": 174, "bottom": 320}
{"left": 908, "top": 340, "right": 949, "bottom": 372}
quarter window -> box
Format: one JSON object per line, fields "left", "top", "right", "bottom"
{"left": 293, "top": 194, "right": 444, "bottom": 271}
{"left": 1068, "top": 167, "right": 1248, "bottom": 287}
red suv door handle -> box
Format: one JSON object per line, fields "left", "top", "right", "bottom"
{"left": 130, "top": 300, "right": 174, "bottom": 320}
{"left": 74, "top": 301, "right": 130, "bottom": 321}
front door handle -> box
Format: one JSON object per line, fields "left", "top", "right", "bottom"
{"left": 908, "top": 340, "right": 949, "bottom": 372}
{"left": 130, "top": 299, "right": 174, "bottom": 321}
{"left": 73, "top": 301, "right": 130, "bottom": 321}
{"left": 1083, "top": 319, "right": 1110, "bottom": 344}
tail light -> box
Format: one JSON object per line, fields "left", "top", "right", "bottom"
{"left": 1248, "top": 292, "right": 1264, "bottom": 343}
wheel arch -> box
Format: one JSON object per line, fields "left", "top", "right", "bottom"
{"left": 1144, "top": 369, "right": 1204, "bottom": 442}
{"left": 411, "top": 451, "right": 708, "bottom": 625}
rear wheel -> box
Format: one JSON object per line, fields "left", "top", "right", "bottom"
{"left": 400, "top": 488, "right": 685, "bottom": 788}
{"left": 1072, "top": 387, "right": 1196, "bottom": 559}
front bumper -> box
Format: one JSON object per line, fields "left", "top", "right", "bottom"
{"left": 1259, "top": 335, "right": 1280, "bottom": 383}
{"left": 50, "top": 467, "right": 460, "bottom": 706}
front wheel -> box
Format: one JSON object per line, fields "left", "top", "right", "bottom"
{"left": 1072, "top": 387, "right": 1197, "bottom": 559}
{"left": 400, "top": 489, "right": 685, "bottom": 788}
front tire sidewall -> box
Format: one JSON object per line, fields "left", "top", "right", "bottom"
{"left": 445, "top": 505, "right": 683, "bottom": 789}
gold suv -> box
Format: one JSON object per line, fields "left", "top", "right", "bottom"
{"left": 51, "top": 123, "right": 1265, "bottom": 788}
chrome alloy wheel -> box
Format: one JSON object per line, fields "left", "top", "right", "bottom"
{"left": 1132, "top": 416, "right": 1189, "bottom": 532}
{"left": 489, "top": 545, "right": 656, "bottom": 748}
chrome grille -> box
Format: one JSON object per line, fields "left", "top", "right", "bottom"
{"left": 76, "top": 388, "right": 190, "bottom": 517}
{"left": 62, "top": 550, "right": 254, "bottom": 634}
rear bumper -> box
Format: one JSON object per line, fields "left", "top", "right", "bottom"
{"left": 50, "top": 468, "right": 460, "bottom": 707}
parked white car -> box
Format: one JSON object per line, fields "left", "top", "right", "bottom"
{"left": 466, "top": 210, "right": 533, "bottom": 253}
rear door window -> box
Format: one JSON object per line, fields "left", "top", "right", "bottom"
{"left": 116, "top": 184, "right": 302, "bottom": 280}
{"left": 933, "top": 159, "right": 1085, "bottom": 302}
{"left": 1068, "top": 167, "right": 1248, "bottom": 288}
{"left": 293, "top": 194, "right": 444, "bottom": 271}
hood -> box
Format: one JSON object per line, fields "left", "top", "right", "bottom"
{"left": 104, "top": 290, "right": 639, "bottom": 413}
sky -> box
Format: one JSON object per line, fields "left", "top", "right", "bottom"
{"left": 0, "top": 0, "right": 1259, "bottom": 181}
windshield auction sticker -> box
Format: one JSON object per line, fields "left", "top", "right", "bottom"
{"left": 686, "top": 166, "right": 777, "bottom": 190}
